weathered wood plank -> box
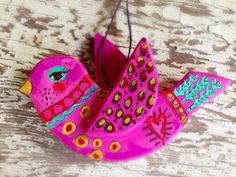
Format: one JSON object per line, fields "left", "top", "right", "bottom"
{"left": 0, "top": 0, "right": 236, "bottom": 177}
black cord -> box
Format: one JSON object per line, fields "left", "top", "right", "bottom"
{"left": 99, "top": 0, "right": 132, "bottom": 88}
{"left": 126, "top": 0, "right": 132, "bottom": 59}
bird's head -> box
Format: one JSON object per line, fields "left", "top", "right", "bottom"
{"left": 20, "top": 55, "right": 91, "bottom": 122}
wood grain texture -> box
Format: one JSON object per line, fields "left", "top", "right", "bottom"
{"left": 0, "top": 0, "right": 236, "bottom": 176}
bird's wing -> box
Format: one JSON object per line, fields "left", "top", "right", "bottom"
{"left": 94, "top": 33, "right": 127, "bottom": 89}
{"left": 87, "top": 37, "right": 158, "bottom": 136}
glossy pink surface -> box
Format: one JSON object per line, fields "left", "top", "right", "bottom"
{"left": 25, "top": 34, "right": 230, "bottom": 161}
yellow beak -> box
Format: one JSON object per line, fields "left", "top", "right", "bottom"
{"left": 19, "top": 80, "right": 32, "bottom": 96}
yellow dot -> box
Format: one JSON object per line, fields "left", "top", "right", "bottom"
{"left": 178, "top": 107, "right": 184, "bottom": 113}
{"left": 181, "top": 115, "right": 186, "bottom": 122}
{"left": 149, "top": 78, "right": 156, "bottom": 85}
{"left": 92, "top": 138, "right": 103, "bottom": 148}
{"left": 120, "top": 80, "right": 124, "bottom": 87}
{"left": 89, "top": 150, "right": 103, "bottom": 160}
{"left": 128, "top": 64, "right": 134, "bottom": 74}
{"left": 109, "top": 142, "right": 121, "bottom": 152}
{"left": 123, "top": 117, "right": 131, "bottom": 125}
{"left": 106, "top": 108, "right": 113, "bottom": 116}
{"left": 113, "top": 92, "right": 121, "bottom": 103}
{"left": 147, "top": 95, "right": 155, "bottom": 107}
{"left": 167, "top": 93, "right": 173, "bottom": 98}
{"left": 106, "top": 125, "right": 113, "bottom": 131}
{"left": 124, "top": 97, "right": 132, "bottom": 109}
{"left": 131, "top": 80, "right": 137, "bottom": 86}
{"left": 147, "top": 61, "right": 153, "bottom": 67}
{"left": 138, "top": 56, "right": 143, "bottom": 61}
{"left": 135, "top": 106, "right": 144, "bottom": 118}
{"left": 97, "top": 118, "right": 106, "bottom": 127}
{"left": 172, "top": 100, "right": 179, "bottom": 107}
{"left": 116, "top": 109, "right": 123, "bottom": 119}
{"left": 62, "top": 122, "right": 76, "bottom": 135}
{"left": 74, "top": 135, "right": 89, "bottom": 148}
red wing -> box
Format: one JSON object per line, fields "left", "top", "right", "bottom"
{"left": 94, "top": 33, "right": 127, "bottom": 89}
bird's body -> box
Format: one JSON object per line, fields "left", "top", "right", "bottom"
{"left": 20, "top": 34, "right": 230, "bottom": 162}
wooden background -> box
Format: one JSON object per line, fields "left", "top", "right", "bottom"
{"left": 0, "top": 0, "right": 236, "bottom": 176}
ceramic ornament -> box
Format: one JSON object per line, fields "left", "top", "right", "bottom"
{"left": 19, "top": 33, "right": 230, "bottom": 162}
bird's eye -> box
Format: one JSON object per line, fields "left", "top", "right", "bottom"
{"left": 48, "top": 66, "right": 69, "bottom": 82}
{"left": 49, "top": 72, "right": 66, "bottom": 81}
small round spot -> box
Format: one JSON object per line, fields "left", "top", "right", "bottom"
{"left": 167, "top": 93, "right": 173, "bottom": 98}
{"left": 139, "top": 70, "right": 147, "bottom": 82}
{"left": 89, "top": 149, "right": 103, "bottom": 160}
{"left": 96, "top": 118, "right": 106, "bottom": 128}
{"left": 74, "top": 135, "right": 89, "bottom": 148}
{"left": 181, "top": 115, "right": 186, "bottom": 122}
{"left": 124, "top": 96, "right": 133, "bottom": 109}
{"left": 64, "top": 98, "right": 73, "bottom": 107}
{"left": 127, "top": 63, "right": 136, "bottom": 76}
{"left": 137, "top": 56, "right": 144, "bottom": 68}
{"left": 172, "top": 100, "right": 179, "bottom": 108}
{"left": 178, "top": 107, "right": 184, "bottom": 113}
{"left": 44, "top": 110, "right": 52, "bottom": 119}
{"left": 129, "top": 79, "right": 138, "bottom": 92}
{"left": 146, "top": 95, "right": 155, "bottom": 108}
{"left": 135, "top": 106, "right": 144, "bottom": 118}
{"left": 80, "top": 105, "right": 91, "bottom": 118}
{"left": 106, "top": 107, "right": 113, "bottom": 116}
{"left": 92, "top": 138, "right": 103, "bottom": 148}
{"left": 54, "top": 104, "right": 63, "bottom": 114}
{"left": 113, "top": 91, "right": 122, "bottom": 104}
{"left": 73, "top": 90, "right": 81, "bottom": 98}
{"left": 97, "top": 88, "right": 109, "bottom": 98}
{"left": 116, "top": 109, "right": 123, "bottom": 119}
{"left": 105, "top": 123, "right": 114, "bottom": 133}
{"left": 119, "top": 78, "right": 128, "bottom": 88}
{"left": 62, "top": 122, "right": 76, "bottom": 135}
{"left": 109, "top": 142, "right": 121, "bottom": 152}
{"left": 146, "top": 60, "right": 154, "bottom": 73}
{"left": 137, "top": 89, "right": 146, "bottom": 101}
{"left": 148, "top": 77, "right": 156, "bottom": 91}
{"left": 140, "top": 43, "right": 148, "bottom": 56}
{"left": 122, "top": 114, "right": 132, "bottom": 126}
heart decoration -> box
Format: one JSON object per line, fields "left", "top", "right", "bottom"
{"left": 147, "top": 113, "right": 167, "bottom": 144}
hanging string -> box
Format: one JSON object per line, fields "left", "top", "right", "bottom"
{"left": 126, "top": 0, "right": 132, "bottom": 59}
{"left": 99, "top": 0, "right": 132, "bottom": 88}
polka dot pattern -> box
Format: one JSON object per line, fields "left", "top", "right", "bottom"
{"left": 89, "top": 39, "right": 158, "bottom": 134}
{"left": 39, "top": 75, "right": 93, "bottom": 123}
{"left": 162, "top": 90, "right": 188, "bottom": 126}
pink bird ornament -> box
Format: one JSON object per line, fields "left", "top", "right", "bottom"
{"left": 19, "top": 33, "right": 230, "bottom": 162}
